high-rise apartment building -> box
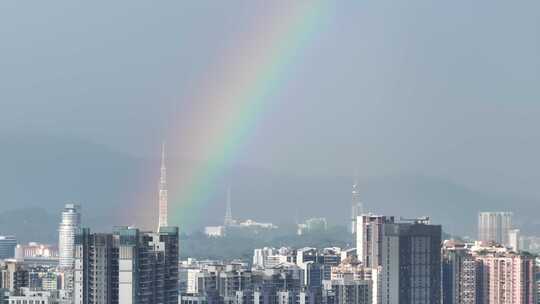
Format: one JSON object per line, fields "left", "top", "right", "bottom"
{"left": 441, "top": 241, "right": 537, "bottom": 304}
{"left": 58, "top": 203, "right": 81, "bottom": 268}
{"left": 218, "top": 264, "right": 253, "bottom": 303}
{"left": 73, "top": 230, "right": 115, "bottom": 304}
{"left": 6, "top": 287, "right": 62, "bottom": 303}
{"left": 74, "top": 226, "right": 179, "bottom": 304}
{"left": 380, "top": 219, "right": 442, "bottom": 304}
{"left": 253, "top": 247, "right": 276, "bottom": 269}
{"left": 356, "top": 215, "right": 394, "bottom": 268}
{"left": 322, "top": 278, "right": 372, "bottom": 304}
{"left": 298, "top": 218, "right": 328, "bottom": 235}
{"left": 296, "top": 247, "right": 341, "bottom": 284}
{"left": 0, "top": 260, "right": 28, "bottom": 292}
{"left": 508, "top": 229, "right": 520, "bottom": 252}
{"left": 0, "top": 236, "right": 17, "bottom": 260}
{"left": 442, "top": 241, "right": 478, "bottom": 304}
{"left": 475, "top": 251, "right": 535, "bottom": 304}
{"left": 329, "top": 258, "right": 381, "bottom": 304}
{"left": 253, "top": 263, "right": 305, "bottom": 303}
{"left": 478, "top": 211, "right": 512, "bottom": 246}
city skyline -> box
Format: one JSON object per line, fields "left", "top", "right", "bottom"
{"left": 0, "top": 2, "right": 539, "bottom": 303}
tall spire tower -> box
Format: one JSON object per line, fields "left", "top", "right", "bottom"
{"left": 351, "top": 174, "right": 363, "bottom": 234}
{"left": 158, "top": 143, "right": 168, "bottom": 229}
{"left": 224, "top": 186, "right": 233, "bottom": 226}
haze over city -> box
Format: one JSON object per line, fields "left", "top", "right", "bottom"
{"left": 1, "top": 1, "right": 540, "bottom": 236}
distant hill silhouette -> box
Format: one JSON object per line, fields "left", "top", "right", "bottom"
{"left": 1, "top": 134, "right": 538, "bottom": 243}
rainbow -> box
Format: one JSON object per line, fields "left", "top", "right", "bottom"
{"left": 168, "top": 2, "right": 332, "bottom": 229}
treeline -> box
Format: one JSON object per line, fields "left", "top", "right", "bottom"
{"left": 179, "top": 225, "right": 352, "bottom": 261}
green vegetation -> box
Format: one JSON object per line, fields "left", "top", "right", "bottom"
{"left": 180, "top": 225, "right": 352, "bottom": 261}
{"left": 179, "top": 225, "right": 463, "bottom": 261}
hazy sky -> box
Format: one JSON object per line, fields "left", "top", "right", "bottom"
{"left": 1, "top": 1, "right": 540, "bottom": 200}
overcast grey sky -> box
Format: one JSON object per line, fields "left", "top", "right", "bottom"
{"left": 1, "top": 1, "right": 540, "bottom": 200}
